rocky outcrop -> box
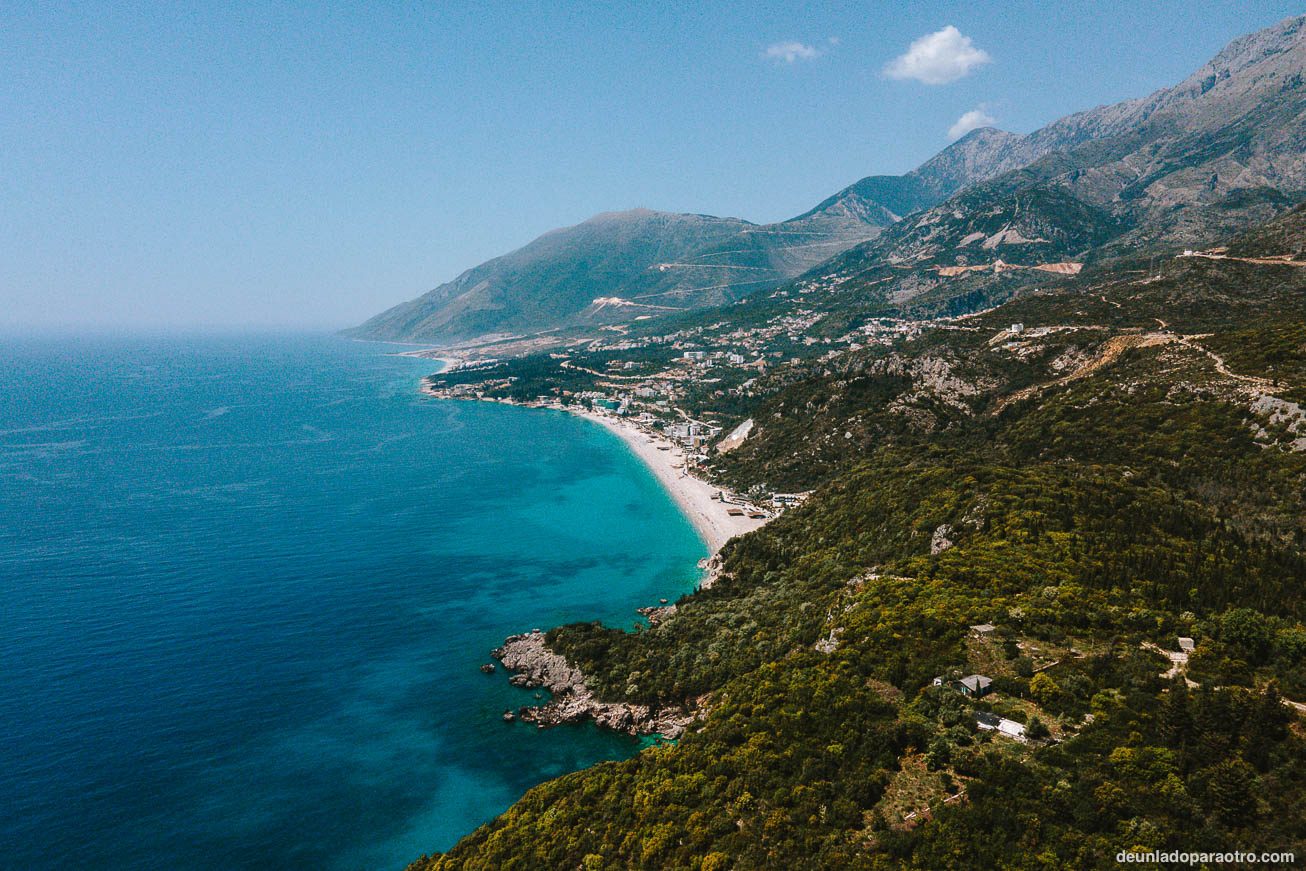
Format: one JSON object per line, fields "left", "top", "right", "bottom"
{"left": 930, "top": 523, "right": 955, "bottom": 554}
{"left": 636, "top": 604, "right": 678, "bottom": 626}
{"left": 698, "top": 554, "right": 724, "bottom": 590}
{"left": 493, "top": 631, "right": 698, "bottom": 739}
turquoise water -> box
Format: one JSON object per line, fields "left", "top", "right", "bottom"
{"left": 0, "top": 332, "right": 705, "bottom": 870}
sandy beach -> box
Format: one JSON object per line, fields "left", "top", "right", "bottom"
{"left": 415, "top": 372, "right": 770, "bottom": 554}
{"left": 572, "top": 409, "right": 768, "bottom": 555}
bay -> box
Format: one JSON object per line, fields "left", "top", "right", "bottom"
{"left": 0, "top": 332, "right": 704, "bottom": 870}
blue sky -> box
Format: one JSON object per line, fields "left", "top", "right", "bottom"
{"left": 2, "top": 1, "right": 1300, "bottom": 329}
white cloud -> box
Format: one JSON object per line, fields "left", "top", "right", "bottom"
{"left": 884, "top": 25, "right": 991, "bottom": 85}
{"left": 948, "top": 107, "right": 997, "bottom": 139}
{"left": 764, "top": 41, "right": 822, "bottom": 63}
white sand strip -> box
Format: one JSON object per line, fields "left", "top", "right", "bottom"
{"left": 572, "top": 410, "right": 768, "bottom": 554}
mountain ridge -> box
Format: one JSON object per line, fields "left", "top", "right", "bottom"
{"left": 769, "top": 13, "right": 1306, "bottom": 321}
{"left": 347, "top": 128, "right": 1051, "bottom": 347}
{"left": 352, "top": 14, "right": 1306, "bottom": 353}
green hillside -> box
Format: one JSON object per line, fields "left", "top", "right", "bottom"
{"left": 409, "top": 197, "right": 1306, "bottom": 871}
{"left": 398, "top": 16, "right": 1306, "bottom": 871}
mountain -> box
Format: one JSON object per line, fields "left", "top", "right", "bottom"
{"left": 346, "top": 209, "right": 745, "bottom": 344}
{"left": 802, "top": 124, "right": 1083, "bottom": 225}
{"left": 348, "top": 130, "right": 1053, "bottom": 347}
{"left": 803, "top": 13, "right": 1306, "bottom": 295}
{"left": 355, "top": 15, "right": 1305, "bottom": 350}
{"left": 346, "top": 202, "right": 886, "bottom": 346}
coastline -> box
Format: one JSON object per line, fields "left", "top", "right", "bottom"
{"left": 393, "top": 347, "right": 459, "bottom": 373}
{"left": 418, "top": 380, "right": 772, "bottom": 737}
{"left": 418, "top": 384, "right": 770, "bottom": 558}
{"left": 569, "top": 407, "right": 767, "bottom": 556}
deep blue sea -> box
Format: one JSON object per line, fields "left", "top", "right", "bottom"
{"left": 0, "top": 332, "right": 705, "bottom": 870}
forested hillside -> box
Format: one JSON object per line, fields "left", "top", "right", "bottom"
{"left": 407, "top": 198, "right": 1306, "bottom": 870}
{"left": 400, "top": 17, "right": 1306, "bottom": 870}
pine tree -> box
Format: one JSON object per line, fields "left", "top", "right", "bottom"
{"left": 1158, "top": 678, "right": 1192, "bottom": 754}
{"left": 1193, "top": 686, "right": 1234, "bottom": 764}
{"left": 1206, "top": 759, "right": 1258, "bottom": 827}
{"left": 1242, "top": 681, "right": 1291, "bottom": 770}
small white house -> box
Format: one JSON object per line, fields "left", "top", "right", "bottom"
{"left": 997, "top": 719, "right": 1027, "bottom": 740}
{"left": 976, "top": 712, "right": 1027, "bottom": 741}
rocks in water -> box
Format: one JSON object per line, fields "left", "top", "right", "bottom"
{"left": 480, "top": 663, "right": 496, "bottom": 674}
{"left": 659, "top": 598, "right": 668, "bottom": 604}
{"left": 493, "top": 630, "right": 699, "bottom": 739}
{"left": 637, "top": 604, "right": 678, "bottom": 626}
{"left": 498, "top": 633, "right": 586, "bottom": 691}
{"left": 502, "top": 710, "right": 515, "bottom": 723}
{"left": 698, "top": 554, "right": 725, "bottom": 590}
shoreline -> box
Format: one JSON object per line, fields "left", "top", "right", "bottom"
{"left": 568, "top": 407, "right": 768, "bottom": 556}
{"left": 417, "top": 382, "right": 770, "bottom": 557}
{"left": 393, "top": 348, "right": 459, "bottom": 373}
{"left": 417, "top": 382, "right": 768, "bottom": 739}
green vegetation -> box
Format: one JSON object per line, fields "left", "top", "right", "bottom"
{"left": 409, "top": 179, "right": 1306, "bottom": 871}
{"left": 413, "top": 378, "right": 1306, "bottom": 867}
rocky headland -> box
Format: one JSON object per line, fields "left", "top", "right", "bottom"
{"left": 493, "top": 630, "right": 700, "bottom": 739}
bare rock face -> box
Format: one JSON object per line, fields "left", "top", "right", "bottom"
{"left": 697, "top": 554, "right": 725, "bottom": 590}
{"left": 930, "top": 524, "right": 955, "bottom": 554}
{"left": 493, "top": 631, "right": 698, "bottom": 740}
{"left": 496, "top": 631, "right": 586, "bottom": 691}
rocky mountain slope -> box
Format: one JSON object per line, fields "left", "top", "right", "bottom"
{"left": 354, "top": 16, "right": 1305, "bottom": 351}
{"left": 797, "top": 13, "right": 1306, "bottom": 308}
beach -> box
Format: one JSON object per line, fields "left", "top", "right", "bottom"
{"left": 416, "top": 373, "right": 772, "bottom": 555}
{"left": 571, "top": 409, "right": 768, "bottom": 555}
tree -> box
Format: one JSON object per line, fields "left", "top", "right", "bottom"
{"left": 1158, "top": 679, "right": 1192, "bottom": 750}
{"left": 1216, "top": 608, "right": 1276, "bottom": 664}
{"left": 1242, "top": 681, "right": 1291, "bottom": 770}
{"left": 1206, "top": 759, "right": 1258, "bottom": 827}
{"left": 1030, "top": 672, "right": 1061, "bottom": 708}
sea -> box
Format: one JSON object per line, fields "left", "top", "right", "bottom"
{"left": 0, "top": 331, "right": 705, "bottom": 870}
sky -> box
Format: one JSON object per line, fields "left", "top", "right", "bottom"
{"left": 2, "top": 1, "right": 1301, "bottom": 330}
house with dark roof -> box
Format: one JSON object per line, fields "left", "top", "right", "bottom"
{"left": 955, "top": 674, "right": 993, "bottom": 698}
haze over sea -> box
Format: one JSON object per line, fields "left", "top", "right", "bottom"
{"left": 0, "top": 332, "right": 705, "bottom": 870}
